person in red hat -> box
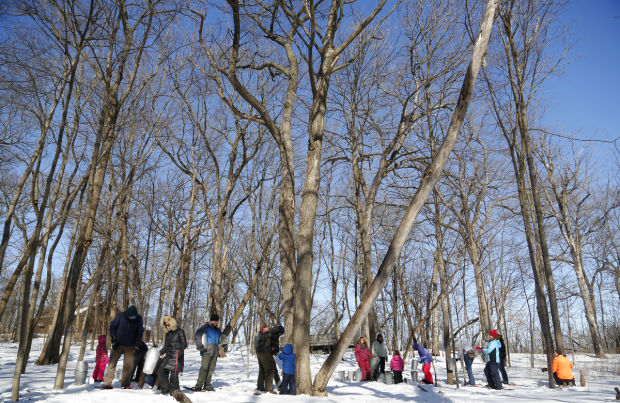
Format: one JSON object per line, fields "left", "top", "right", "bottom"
{"left": 481, "top": 329, "right": 503, "bottom": 389}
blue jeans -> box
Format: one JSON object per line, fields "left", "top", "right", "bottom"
{"left": 463, "top": 354, "right": 475, "bottom": 385}
{"left": 281, "top": 372, "right": 296, "bottom": 395}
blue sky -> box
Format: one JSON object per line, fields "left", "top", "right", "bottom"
{"left": 541, "top": 0, "right": 620, "bottom": 168}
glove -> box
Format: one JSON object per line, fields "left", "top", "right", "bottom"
{"left": 413, "top": 336, "right": 417, "bottom": 344}
{"left": 133, "top": 344, "right": 140, "bottom": 352}
{"left": 475, "top": 346, "right": 482, "bottom": 351}
{"left": 112, "top": 341, "right": 119, "bottom": 350}
{"left": 541, "top": 368, "right": 548, "bottom": 372}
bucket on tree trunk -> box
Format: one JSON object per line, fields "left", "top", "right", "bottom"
{"left": 410, "top": 370, "right": 418, "bottom": 383}
{"left": 385, "top": 371, "right": 394, "bottom": 385}
{"left": 115, "top": 365, "right": 123, "bottom": 380}
{"left": 74, "top": 361, "right": 88, "bottom": 385}
{"left": 376, "top": 372, "right": 386, "bottom": 383}
{"left": 352, "top": 370, "right": 362, "bottom": 382}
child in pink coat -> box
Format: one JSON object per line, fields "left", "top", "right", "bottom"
{"left": 354, "top": 336, "right": 372, "bottom": 381}
{"left": 390, "top": 350, "right": 404, "bottom": 384}
{"left": 92, "top": 334, "right": 109, "bottom": 382}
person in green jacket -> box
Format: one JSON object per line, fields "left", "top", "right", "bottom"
{"left": 371, "top": 333, "right": 388, "bottom": 380}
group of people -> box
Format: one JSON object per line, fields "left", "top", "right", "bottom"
{"left": 354, "top": 334, "right": 405, "bottom": 384}
{"left": 92, "top": 306, "right": 227, "bottom": 402}
{"left": 355, "top": 328, "right": 575, "bottom": 391}
{"left": 463, "top": 329, "right": 574, "bottom": 389}
{"left": 92, "top": 306, "right": 296, "bottom": 399}
{"left": 92, "top": 310, "right": 577, "bottom": 397}
{"left": 254, "top": 323, "right": 296, "bottom": 394}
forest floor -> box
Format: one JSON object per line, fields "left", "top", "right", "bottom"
{"left": 1, "top": 338, "right": 619, "bottom": 402}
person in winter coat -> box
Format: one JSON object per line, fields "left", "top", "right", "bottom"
{"left": 371, "top": 333, "right": 388, "bottom": 380}
{"left": 412, "top": 336, "right": 433, "bottom": 385}
{"left": 92, "top": 335, "right": 109, "bottom": 382}
{"left": 102, "top": 305, "right": 144, "bottom": 389}
{"left": 278, "top": 343, "right": 296, "bottom": 395}
{"left": 498, "top": 334, "right": 509, "bottom": 384}
{"left": 390, "top": 350, "right": 404, "bottom": 384}
{"left": 481, "top": 329, "right": 502, "bottom": 390}
{"left": 459, "top": 337, "right": 476, "bottom": 385}
{"left": 255, "top": 323, "right": 284, "bottom": 393}
{"left": 355, "top": 336, "right": 372, "bottom": 381}
{"left": 545, "top": 349, "right": 575, "bottom": 386}
{"left": 157, "top": 315, "right": 188, "bottom": 402}
{"left": 192, "top": 313, "right": 224, "bottom": 391}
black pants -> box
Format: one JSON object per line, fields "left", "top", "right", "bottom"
{"left": 158, "top": 366, "right": 180, "bottom": 395}
{"left": 553, "top": 373, "right": 575, "bottom": 386}
{"left": 499, "top": 360, "right": 509, "bottom": 384}
{"left": 393, "top": 370, "right": 403, "bottom": 384}
{"left": 372, "top": 356, "right": 386, "bottom": 380}
{"left": 484, "top": 361, "right": 502, "bottom": 389}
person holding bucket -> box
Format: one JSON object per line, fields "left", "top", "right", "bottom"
{"left": 192, "top": 313, "right": 225, "bottom": 392}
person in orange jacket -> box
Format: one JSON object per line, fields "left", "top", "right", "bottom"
{"left": 543, "top": 349, "right": 575, "bottom": 386}
{"left": 551, "top": 349, "right": 575, "bottom": 386}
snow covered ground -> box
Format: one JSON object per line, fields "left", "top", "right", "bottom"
{"left": 1, "top": 338, "right": 619, "bottom": 402}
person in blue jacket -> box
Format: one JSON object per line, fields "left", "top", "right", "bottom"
{"left": 412, "top": 335, "right": 433, "bottom": 384}
{"left": 482, "top": 329, "right": 503, "bottom": 390}
{"left": 102, "top": 305, "right": 144, "bottom": 389}
{"left": 192, "top": 313, "right": 224, "bottom": 391}
{"left": 278, "top": 344, "right": 296, "bottom": 395}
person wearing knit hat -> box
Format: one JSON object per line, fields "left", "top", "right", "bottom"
{"left": 551, "top": 350, "right": 575, "bottom": 386}
{"left": 482, "top": 330, "right": 503, "bottom": 390}
{"left": 102, "top": 305, "right": 144, "bottom": 389}
{"left": 192, "top": 312, "right": 224, "bottom": 391}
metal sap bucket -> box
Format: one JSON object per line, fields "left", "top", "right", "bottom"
{"left": 143, "top": 347, "right": 160, "bottom": 375}
{"left": 338, "top": 370, "right": 347, "bottom": 381}
{"left": 74, "top": 361, "right": 88, "bottom": 385}
{"left": 353, "top": 370, "right": 362, "bottom": 381}
{"left": 410, "top": 370, "right": 418, "bottom": 383}
{"left": 385, "top": 371, "right": 394, "bottom": 385}
{"left": 376, "top": 373, "right": 386, "bottom": 383}
{"left": 115, "top": 365, "right": 123, "bottom": 380}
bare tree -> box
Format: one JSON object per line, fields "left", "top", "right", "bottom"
{"left": 312, "top": 0, "right": 498, "bottom": 393}
{"left": 539, "top": 142, "right": 608, "bottom": 356}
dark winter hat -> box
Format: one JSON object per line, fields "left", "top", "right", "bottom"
{"left": 125, "top": 305, "right": 138, "bottom": 319}
{"left": 274, "top": 325, "right": 284, "bottom": 335}
{"left": 555, "top": 349, "right": 563, "bottom": 355}
{"left": 489, "top": 329, "right": 498, "bottom": 339}
{"left": 210, "top": 313, "right": 220, "bottom": 322}
{"left": 377, "top": 333, "right": 383, "bottom": 339}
